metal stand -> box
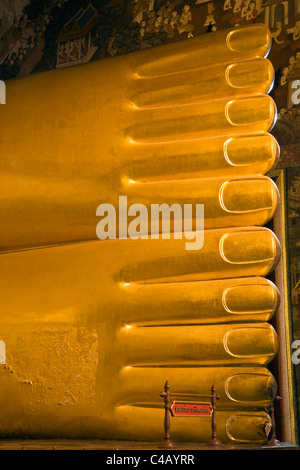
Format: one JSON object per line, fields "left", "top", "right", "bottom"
{"left": 159, "top": 381, "right": 223, "bottom": 447}
{"left": 268, "top": 396, "right": 283, "bottom": 446}
{"left": 158, "top": 381, "right": 176, "bottom": 448}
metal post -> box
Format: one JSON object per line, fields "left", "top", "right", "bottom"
{"left": 158, "top": 381, "right": 176, "bottom": 448}
{"left": 269, "top": 396, "right": 283, "bottom": 446}
{"left": 206, "top": 384, "right": 222, "bottom": 446}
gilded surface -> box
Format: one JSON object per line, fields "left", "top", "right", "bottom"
{"left": 0, "top": 24, "right": 280, "bottom": 444}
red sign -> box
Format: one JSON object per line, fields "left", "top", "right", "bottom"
{"left": 170, "top": 401, "right": 212, "bottom": 417}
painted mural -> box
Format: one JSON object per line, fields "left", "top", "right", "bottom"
{"left": 0, "top": 1, "right": 299, "bottom": 75}
{"left": 287, "top": 167, "right": 300, "bottom": 423}
{"left": 1, "top": 1, "right": 300, "bottom": 144}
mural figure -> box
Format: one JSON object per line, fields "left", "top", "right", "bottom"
{"left": 57, "top": 43, "right": 68, "bottom": 65}
{"left": 223, "top": 0, "right": 232, "bottom": 11}
{"left": 246, "top": 2, "right": 259, "bottom": 22}
{"left": 292, "top": 20, "right": 300, "bottom": 41}
{"left": 204, "top": 3, "right": 217, "bottom": 28}
{"left": 272, "top": 20, "right": 286, "bottom": 44}
{"left": 233, "top": 0, "right": 242, "bottom": 12}
{"left": 280, "top": 66, "right": 289, "bottom": 85}
{"left": 56, "top": 4, "right": 98, "bottom": 68}
{"left": 228, "top": 0, "right": 258, "bottom": 25}
{"left": 177, "top": 5, "right": 194, "bottom": 37}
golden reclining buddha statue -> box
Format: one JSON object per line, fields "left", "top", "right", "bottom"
{"left": 0, "top": 23, "right": 281, "bottom": 445}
